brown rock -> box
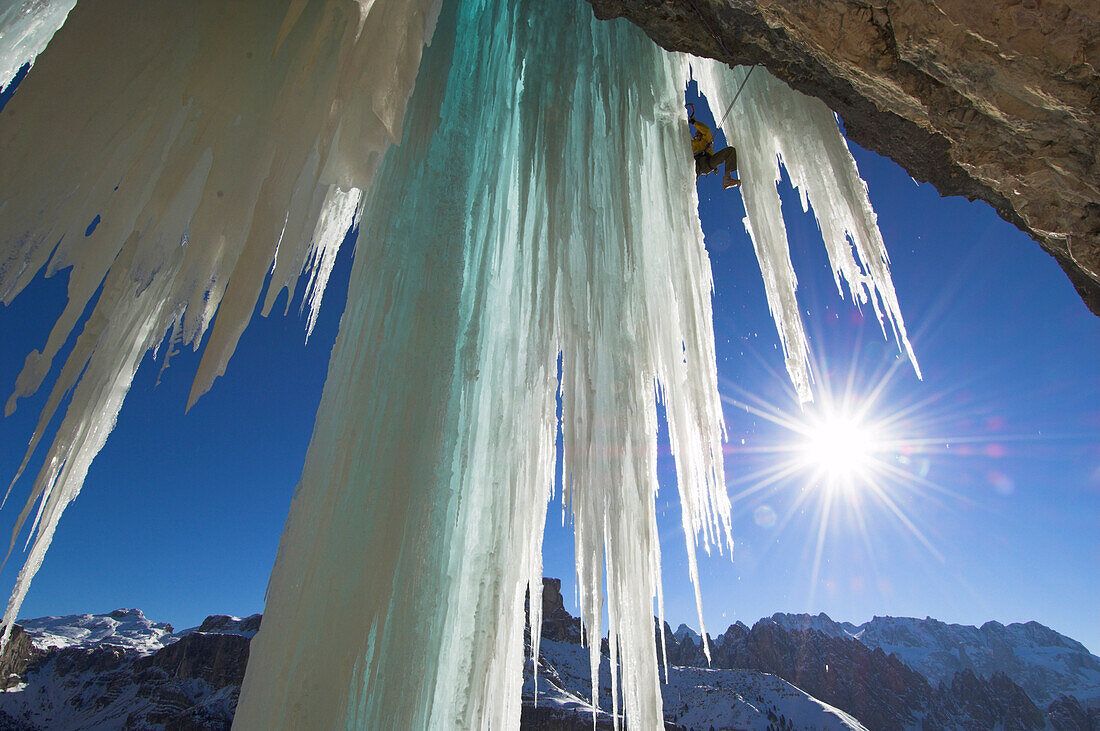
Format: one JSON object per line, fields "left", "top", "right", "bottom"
{"left": 0, "top": 625, "right": 41, "bottom": 690}
{"left": 586, "top": 0, "right": 1100, "bottom": 315}
{"left": 137, "top": 632, "right": 251, "bottom": 689}
{"left": 534, "top": 578, "right": 583, "bottom": 644}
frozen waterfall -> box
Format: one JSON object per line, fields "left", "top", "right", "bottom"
{"left": 0, "top": 0, "right": 917, "bottom": 728}
{"left": 237, "top": 1, "right": 730, "bottom": 725}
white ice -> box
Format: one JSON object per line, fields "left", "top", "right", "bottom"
{"left": 238, "top": 1, "right": 729, "bottom": 726}
{"left": 693, "top": 61, "right": 921, "bottom": 402}
{"left": 0, "top": 0, "right": 77, "bottom": 93}
{"left": 0, "top": 0, "right": 440, "bottom": 650}
{"left": 1, "top": 1, "right": 918, "bottom": 729}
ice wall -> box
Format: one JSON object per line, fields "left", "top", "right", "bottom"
{"left": 235, "top": 0, "right": 729, "bottom": 727}
{"left": 1, "top": 0, "right": 921, "bottom": 728}
{"left": 694, "top": 62, "right": 921, "bottom": 401}
{"left": 0, "top": 0, "right": 440, "bottom": 646}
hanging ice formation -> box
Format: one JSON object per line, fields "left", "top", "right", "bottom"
{"left": 693, "top": 62, "right": 920, "bottom": 402}
{"left": 1, "top": 0, "right": 919, "bottom": 728}
{"left": 0, "top": 0, "right": 440, "bottom": 651}
{"left": 238, "top": 1, "right": 730, "bottom": 726}
{"left": 0, "top": 0, "right": 77, "bottom": 93}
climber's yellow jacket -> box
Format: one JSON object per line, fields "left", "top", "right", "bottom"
{"left": 690, "top": 120, "right": 714, "bottom": 156}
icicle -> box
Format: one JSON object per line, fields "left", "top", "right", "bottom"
{"left": 238, "top": 0, "right": 730, "bottom": 727}
{"left": 0, "top": 0, "right": 440, "bottom": 648}
{"left": 694, "top": 61, "right": 921, "bottom": 401}
{"left": 0, "top": 0, "right": 77, "bottom": 92}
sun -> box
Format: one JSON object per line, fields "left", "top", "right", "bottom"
{"left": 719, "top": 363, "right": 961, "bottom": 577}
{"left": 713, "top": 337, "right": 1017, "bottom": 606}
{"left": 798, "top": 412, "right": 878, "bottom": 484}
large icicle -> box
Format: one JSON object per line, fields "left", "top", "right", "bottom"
{"left": 0, "top": 0, "right": 77, "bottom": 92}
{"left": 694, "top": 61, "right": 921, "bottom": 401}
{"left": 236, "top": 0, "right": 729, "bottom": 728}
{"left": 0, "top": 0, "right": 440, "bottom": 646}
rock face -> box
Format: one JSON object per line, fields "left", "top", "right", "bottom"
{"left": 538, "top": 578, "right": 583, "bottom": 644}
{"left": 586, "top": 0, "right": 1100, "bottom": 315}
{"left": 0, "top": 626, "right": 41, "bottom": 691}
{"left": 1049, "top": 694, "right": 1100, "bottom": 730}
{"left": 727, "top": 620, "right": 936, "bottom": 729}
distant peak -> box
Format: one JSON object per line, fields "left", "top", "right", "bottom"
{"left": 673, "top": 623, "right": 702, "bottom": 646}
{"left": 109, "top": 608, "right": 144, "bottom": 619}
{"left": 764, "top": 612, "right": 852, "bottom": 639}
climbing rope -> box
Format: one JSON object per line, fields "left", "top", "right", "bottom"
{"left": 682, "top": 0, "right": 757, "bottom": 128}
{"left": 714, "top": 64, "right": 755, "bottom": 128}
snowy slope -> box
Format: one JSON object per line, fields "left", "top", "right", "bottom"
{"left": 527, "top": 638, "right": 867, "bottom": 730}
{"left": 666, "top": 666, "right": 867, "bottom": 730}
{"left": 1, "top": 610, "right": 255, "bottom": 730}
{"left": 0, "top": 656, "right": 239, "bottom": 731}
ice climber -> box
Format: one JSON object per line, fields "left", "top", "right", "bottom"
{"left": 690, "top": 116, "right": 740, "bottom": 189}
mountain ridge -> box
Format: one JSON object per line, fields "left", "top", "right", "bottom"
{"left": 0, "top": 583, "right": 1095, "bottom": 729}
{"left": 755, "top": 611, "right": 1100, "bottom": 709}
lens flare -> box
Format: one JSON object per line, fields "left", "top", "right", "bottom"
{"left": 753, "top": 504, "right": 778, "bottom": 527}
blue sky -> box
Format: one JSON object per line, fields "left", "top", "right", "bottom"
{"left": 1, "top": 83, "right": 1097, "bottom": 655}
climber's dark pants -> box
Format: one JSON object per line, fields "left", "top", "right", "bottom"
{"left": 695, "top": 146, "right": 737, "bottom": 178}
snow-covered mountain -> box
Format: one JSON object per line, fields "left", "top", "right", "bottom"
{"left": 0, "top": 589, "right": 1096, "bottom": 730}
{"left": 18, "top": 608, "right": 174, "bottom": 653}
{"left": 854, "top": 616, "right": 1100, "bottom": 709}
{"left": 0, "top": 611, "right": 257, "bottom": 730}
{"left": 761, "top": 612, "right": 1100, "bottom": 711}
{"left": 673, "top": 623, "right": 703, "bottom": 647}
{"left": 537, "top": 581, "right": 1098, "bottom": 729}
{"left": 667, "top": 610, "right": 1100, "bottom": 729}
{"left": 764, "top": 612, "right": 861, "bottom": 640}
